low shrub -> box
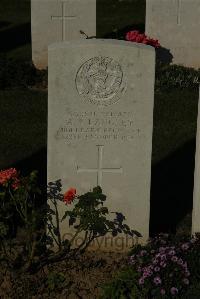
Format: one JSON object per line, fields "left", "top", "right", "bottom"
{"left": 123, "top": 28, "right": 200, "bottom": 91}
{"left": 100, "top": 234, "right": 200, "bottom": 299}
{"left": 0, "top": 168, "right": 140, "bottom": 274}
{"left": 155, "top": 63, "right": 200, "bottom": 91}
{"left": 1, "top": 36, "right": 199, "bottom": 92}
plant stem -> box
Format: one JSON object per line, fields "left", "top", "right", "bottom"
{"left": 54, "top": 199, "right": 62, "bottom": 250}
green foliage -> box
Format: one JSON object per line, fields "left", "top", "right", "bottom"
{"left": 100, "top": 234, "right": 200, "bottom": 299}
{"left": 182, "top": 281, "right": 200, "bottom": 299}
{"left": 100, "top": 266, "right": 145, "bottom": 299}
{"left": 2, "top": 49, "right": 200, "bottom": 93}
{"left": 0, "top": 169, "right": 45, "bottom": 271}
{"left": 46, "top": 272, "right": 66, "bottom": 292}
{"left": 0, "top": 170, "right": 140, "bottom": 274}
{"left": 155, "top": 62, "right": 200, "bottom": 91}
{"left": 48, "top": 183, "right": 141, "bottom": 255}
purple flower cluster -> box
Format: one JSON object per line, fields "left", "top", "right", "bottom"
{"left": 128, "top": 234, "right": 198, "bottom": 297}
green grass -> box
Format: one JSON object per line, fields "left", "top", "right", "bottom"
{"left": 6, "top": 44, "right": 31, "bottom": 62}
{"left": 0, "top": 0, "right": 31, "bottom": 60}
{"left": 0, "top": 0, "right": 30, "bottom": 26}
{"left": 152, "top": 88, "right": 199, "bottom": 164}
{"left": 0, "top": 87, "right": 198, "bottom": 169}
{"left": 0, "top": 89, "right": 47, "bottom": 169}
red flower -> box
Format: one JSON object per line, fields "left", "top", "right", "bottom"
{"left": 0, "top": 168, "right": 20, "bottom": 189}
{"left": 125, "top": 30, "right": 160, "bottom": 48}
{"left": 135, "top": 33, "right": 146, "bottom": 43}
{"left": 64, "top": 188, "right": 76, "bottom": 205}
{"left": 11, "top": 178, "right": 20, "bottom": 190}
{"left": 126, "top": 30, "right": 140, "bottom": 41}
{"left": 146, "top": 38, "right": 160, "bottom": 48}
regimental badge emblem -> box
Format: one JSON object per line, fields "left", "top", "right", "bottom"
{"left": 75, "top": 56, "right": 126, "bottom": 106}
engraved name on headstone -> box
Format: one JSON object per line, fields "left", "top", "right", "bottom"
{"left": 48, "top": 39, "right": 155, "bottom": 250}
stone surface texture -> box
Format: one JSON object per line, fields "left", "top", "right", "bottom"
{"left": 31, "top": 0, "right": 96, "bottom": 69}
{"left": 192, "top": 87, "right": 200, "bottom": 234}
{"left": 146, "top": 0, "right": 200, "bottom": 69}
{"left": 48, "top": 39, "right": 155, "bottom": 250}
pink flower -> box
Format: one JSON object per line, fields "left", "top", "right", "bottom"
{"left": 129, "top": 256, "right": 136, "bottom": 265}
{"left": 160, "top": 288, "right": 166, "bottom": 295}
{"left": 168, "top": 249, "right": 176, "bottom": 256}
{"left": 159, "top": 247, "right": 166, "bottom": 253}
{"left": 182, "top": 262, "right": 188, "bottom": 269}
{"left": 170, "top": 287, "right": 178, "bottom": 295}
{"left": 139, "top": 277, "right": 145, "bottom": 285}
{"left": 154, "top": 266, "right": 160, "bottom": 272}
{"left": 142, "top": 267, "right": 153, "bottom": 278}
{"left": 171, "top": 256, "right": 178, "bottom": 262}
{"left": 140, "top": 250, "right": 147, "bottom": 256}
{"left": 185, "top": 270, "right": 190, "bottom": 277}
{"left": 183, "top": 278, "right": 189, "bottom": 285}
{"left": 152, "top": 258, "right": 158, "bottom": 265}
{"left": 153, "top": 276, "right": 162, "bottom": 285}
{"left": 160, "top": 254, "right": 167, "bottom": 261}
{"left": 160, "top": 261, "right": 167, "bottom": 268}
{"left": 177, "top": 258, "right": 184, "bottom": 265}
{"left": 181, "top": 243, "right": 189, "bottom": 250}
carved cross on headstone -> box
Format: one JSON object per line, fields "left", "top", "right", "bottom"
{"left": 77, "top": 145, "right": 123, "bottom": 187}
{"left": 177, "top": 0, "right": 181, "bottom": 25}
{"left": 51, "top": 2, "right": 76, "bottom": 41}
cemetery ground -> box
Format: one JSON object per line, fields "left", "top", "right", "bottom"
{"left": 1, "top": 0, "right": 200, "bottom": 298}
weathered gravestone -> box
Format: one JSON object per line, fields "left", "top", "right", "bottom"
{"left": 146, "top": 0, "right": 200, "bottom": 69}
{"left": 48, "top": 39, "right": 155, "bottom": 250}
{"left": 192, "top": 87, "right": 200, "bottom": 235}
{"left": 31, "top": 0, "right": 96, "bottom": 69}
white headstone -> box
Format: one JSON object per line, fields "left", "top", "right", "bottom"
{"left": 48, "top": 39, "right": 155, "bottom": 250}
{"left": 31, "top": 0, "right": 96, "bottom": 69}
{"left": 192, "top": 87, "right": 200, "bottom": 235}
{"left": 146, "top": 0, "right": 200, "bottom": 69}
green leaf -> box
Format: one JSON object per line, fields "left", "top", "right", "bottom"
{"left": 93, "top": 186, "right": 102, "bottom": 194}
{"left": 100, "top": 207, "right": 108, "bottom": 215}
{"left": 69, "top": 217, "right": 76, "bottom": 226}
{"left": 131, "top": 230, "right": 142, "bottom": 238}
{"left": 53, "top": 227, "right": 59, "bottom": 236}
{"left": 61, "top": 211, "right": 70, "bottom": 221}
{"left": 112, "top": 229, "right": 118, "bottom": 237}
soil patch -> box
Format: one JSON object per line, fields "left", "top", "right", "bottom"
{"left": 0, "top": 251, "right": 128, "bottom": 298}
